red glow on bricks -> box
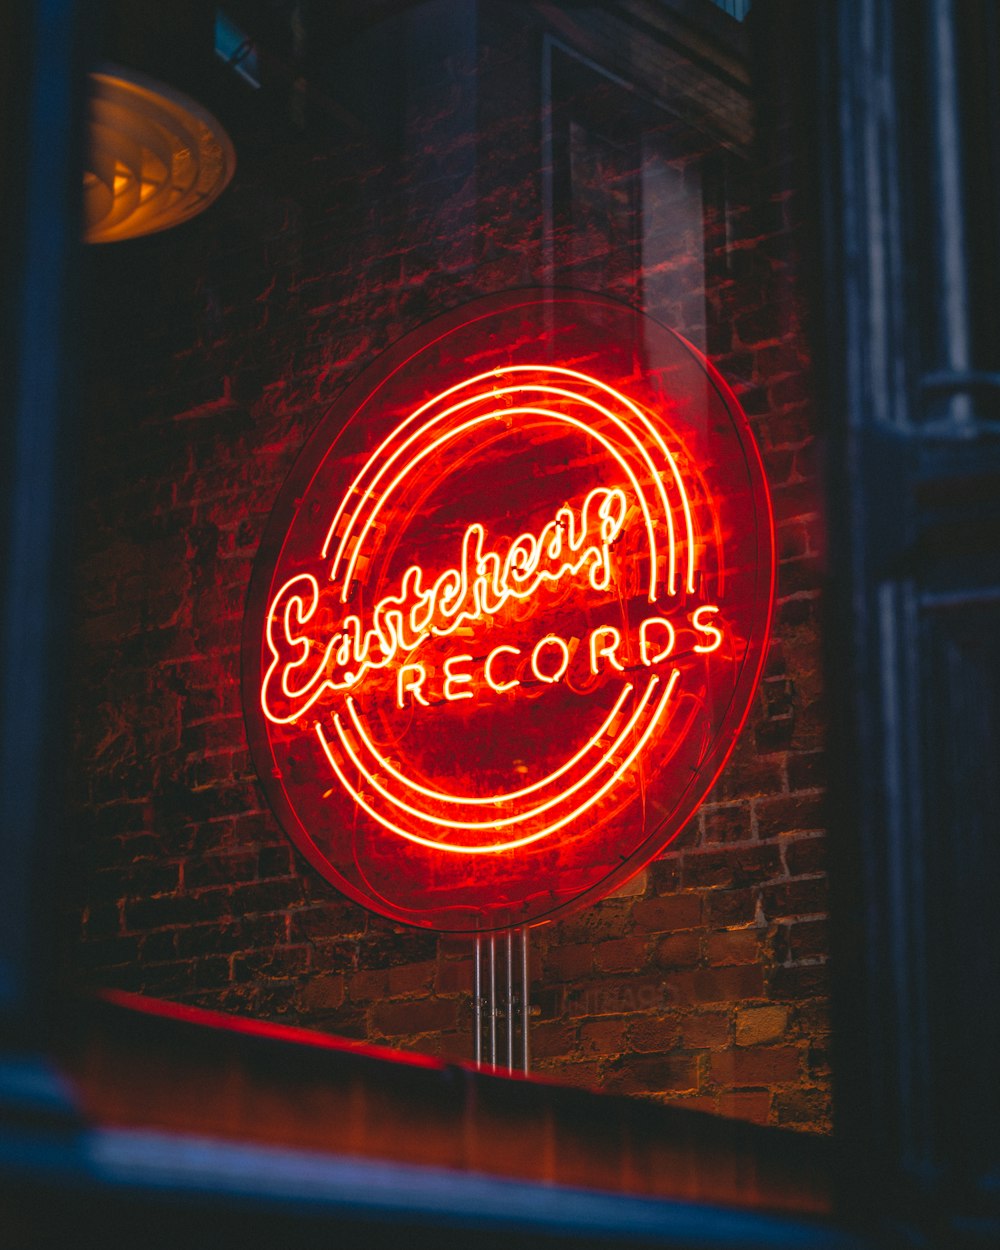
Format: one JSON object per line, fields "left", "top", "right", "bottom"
{"left": 242, "top": 291, "right": 774, "bottom": 933}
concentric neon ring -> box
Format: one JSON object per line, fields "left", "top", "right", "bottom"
{"left": 303, "top": 365, "right": 696, "bottom": 854}
{"left": 322, "top": 366, "right": 697, "bottom": 598}
{"left": 316, "top": 672, "right": 680, "bottom": 854}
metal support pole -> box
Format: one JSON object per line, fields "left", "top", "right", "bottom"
{"left": 520, "top": 926, "right": 530, "bottom": 1074}
{"left": 473, "top": 936, "right": 482, "bottom": 1068}
{"left": 926, "top": 0, "right": 973, "bottom": 430}
{"left": 488, "top": 935, "right": 497, "bottom": 1068}
{"left": 505, "top": 929, "right": 514, "bottom": 1069}
{"left": 470, "top": 929, "right": 531, "bottom": 1073}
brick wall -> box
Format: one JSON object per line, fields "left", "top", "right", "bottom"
{"left": 64, "top": 1, "right": 829, "bottom": 1132}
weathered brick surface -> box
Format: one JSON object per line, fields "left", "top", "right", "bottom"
{"left": 63, "top": 5, "right": 831, "bottom": 1134}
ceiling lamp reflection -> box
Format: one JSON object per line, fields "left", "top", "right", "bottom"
{"left": 83, "top": 65, "right": 235, "bottom": 243}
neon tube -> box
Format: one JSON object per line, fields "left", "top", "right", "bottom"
{"left": 315, "top": 670, "right": 679, "bottom": 854}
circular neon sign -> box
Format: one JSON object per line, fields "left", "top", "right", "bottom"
{"left": 242, "top": 291, "right": 774, "bottom": 933}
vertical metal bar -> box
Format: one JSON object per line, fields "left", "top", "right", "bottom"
{"left": 520, "top": 926, "right": 530, "bottom": 1074}
{"left": 0, "top": 0, "right": 86, "bottom": 1047}
{"left": 505, "top": 929, "right": 514, "bottom": 1071}
{"left": 926, "top": 0, "right": 973, "bottom": 430}
{"left": 488, "top": 936, "right": 497, "bottom": 1068}
{"left": 473, "top": 936, "right": 482, "bottom": 1068}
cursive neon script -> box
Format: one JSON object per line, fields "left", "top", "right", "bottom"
{"left": 262, "top": 486, "right": 629, "bottom": 725}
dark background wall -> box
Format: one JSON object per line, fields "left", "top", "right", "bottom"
{"left": 63, "top": 0, "right": 829, "bottom": 1131}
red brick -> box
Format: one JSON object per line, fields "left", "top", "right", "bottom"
{"left": 371, "top": 997, "right": 459, "bottom": 1037}
{"left": 705, "top": 888, "right": 759, "bottom": 927}
{"left": 791, "top": 1001, "right": 831, "bottom": 1039}
{"left": 648, "top": 859, "right": 682, "bottom": 894}
{"left": 387, "top": 959, "right": 437, "bottom": 997}
{"left": 706, "top": 928, "right": 763, "bottom": 966}
{"left": 792, "top": 434, "right": 819, "bottom": 477}
{"left": 551, "top": 901, "right": 631, "bottom": 944}
{"left": 175, "top": 916, "right": 286, "bottom": 958}
{"left": 289, "top": 904, "right": 357, "bottom": 942}
{"left": 710, "top": 1046, "right": 802, "bottom": 1088}
{"left": 755, "top": 793, "right": 825, "bottom": 840}
{"left": 299, "top": 974, "right": 345, "bottom": 1011}
{"left": 653, "top": 932, "right": 701, "bottom": 969}
{"left": 783, "top": 919, "right": 829, "bottom": 961}
{"left": 787, "top": 752, "right": 827, "bottom": 790}
{"left": 778, "top": 557, "right": 823, "bottom": 596}
{"left": 785, "top": 835, "right": 827, "bottom": 876}
{"left": 593, "top": 936, "right": 651, "bottom": 973}
{"left": 580, "top": 1017, "right": 630, "bottom": 1054}
{"left": 435, "top": 936, "right": 470, "bottom": 960}
{"left": 736, "top": 305, "right": 783, "bottom": 347}
{"left": 632, "top": 894, "right": 702, "bottom": 933}
{"left": 257, "top": 845, "right": 294, "bottom": 878}
{"left": 709, "top": 738, "right": 785, "bottom": 799}
{"left": 82, "top": 935, "right": 140, "bottom": 967}
{"left": 97, "top": 861, "right": 182, "bottom": 897}
{"left": 229, "top": 878, "right": 303, "bottom": 916}
{"left": 141, "top": 961, "right": 195, "bottom": 996}
{"left": 768, "top": 963, "right": 830, "bottom": 999}
{"left": 770, "top": 373, "right": 813, "bottom": 409}
{"left": 736, "top": 1006, "right": 788, "bottom": 1046}
{"left": 682, "top": 844, "right": 782, "bottom": 891}
{"left": 717, "top": 1091, "right": 771, "bottom": 1125}
{"left": 681, "top": 1012, "right": 731, "bottom": 1049}
{"left": 777, "top": 521, "right": 809, "bottom": 561}
{"left": 140, "top": 930, "right": 177, "bottom": 962}
{"left": 124, "top": 889, "right": 228, "bottom": 931}
{"left": 776, "top": 596, "right": 819, "bottom": 630}
{"left": 562, "top": 974, "right": 669, "bottom": 1018}
{"left": 771, "top": 481, "right": 820, "bottom": 528}
{"left": 756, "top": 341, "right": 807, "bottom": 379}
{"left": 307, "top": 939, "right": 357, "bottom": 973}
{"left": 82, "top": 900, "right": 123, "bottom": 940}
{"left": 761, "top": 878, "right": 828, "bottom": 919}
{"left": 435, "top": 958, "right": 472, "bottom": 995}
{"left": 700, "top": 804, "right": 753, "bottom": 844}
{"left": 538, "top": 1060, "right": 602, "bottom": 1090}
{"left": 604, "top": 1054, "right": 698, "bottom": 1095}
{"left": 349, "top": 969, "right": 388, "bottom": 1002}
{"left": 629, "top": 1014, "right": 683, "bottom": 1053}
{"left": 773, "top": 1088, "right": 832, "bottom": 1130}
{"left": 190, "top": 952, "right": 240, "bottom": 990}
{"left": 531, "top": 1020, "right": 576, "bottom": 1060}
{"left": 761, "top": 676, "right": 794, "bottom": 720}
{"left": 356, "top": 929, "right": 437, "bottom": 971}
{"left": 232, "top": 944, "right": 309, "bottom": 980}
{"left": 671, "top": 965, "right": 764, "bottom": 1006}
{"left": 755, "top": 718, "right": 793, "bottom": 753}
{"left": 807, "top": 1045, "right": 832, "bottom": 1080}
{"left": 763, "top": 449, "right": 795, "bottom": 486}
{"left": 666, "top": 1094, "right": 718, "bottom": 1116}
{"left": 545, "top": 943, "right": 594, "bottom": 978}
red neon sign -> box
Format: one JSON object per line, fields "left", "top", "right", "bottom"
{"left": 242, "top": 291, "right": 774, "bottom": 932}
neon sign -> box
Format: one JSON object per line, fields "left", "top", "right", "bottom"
{"left": 242, "top": 291, "right": 774, "bottom": 933}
